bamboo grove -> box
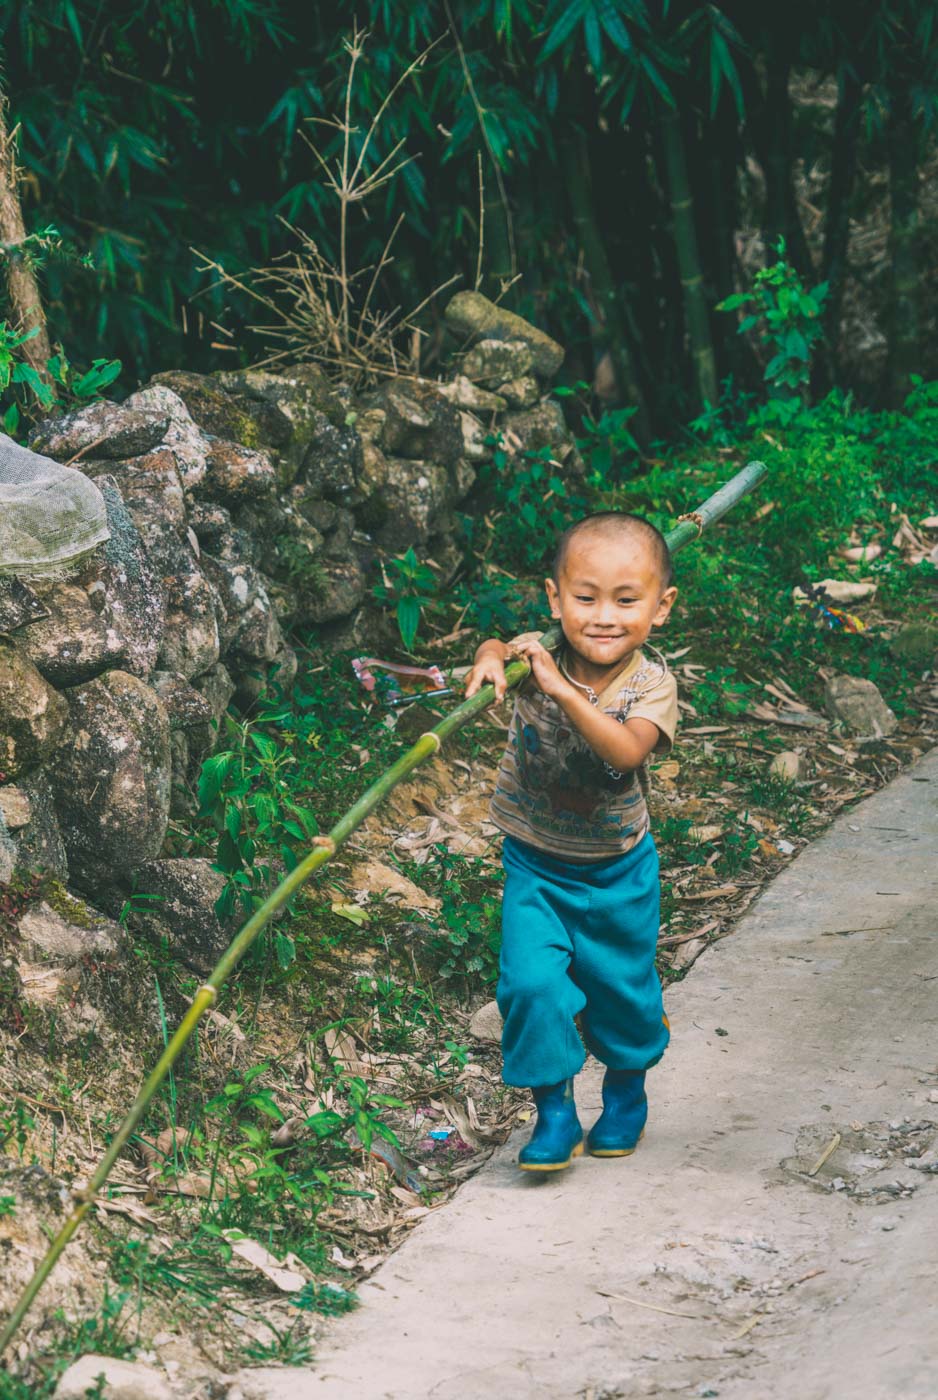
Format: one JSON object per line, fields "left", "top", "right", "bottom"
{"left": 1, "top": 3, "right": 937, "bottom": 427}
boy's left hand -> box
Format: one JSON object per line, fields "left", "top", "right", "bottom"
{"left": 509, "top": 637, "right": 568, "bottom": 699}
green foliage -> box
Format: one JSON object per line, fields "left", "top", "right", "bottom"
{"left": 554, "top": 381, "right": 641, "bottom": 481}
{"left": 422, "top": 848, "right": 501, "bottom": 987}
{"left": 484, "top": 441, "right": 588, "bottom": 573}
{"left": 197, "top": 714, "right": 320, "bottom": 953}
{"left": 0, "top": 1098, "right": 37, "bottom": 1161}
{"left": 688, "top": 666, "right": 757, "bottom": 719}
{"left": 717, "top": 239, "right": 828, "bottom": 412}
{"left": 292, "top": 1279, "right": 358, "bottom": 1315}
{"left": 373, "top": 547, "right": 438, "bottom": 652}
{"left": 0, "top": 320, "right": 120, "bottom": 437}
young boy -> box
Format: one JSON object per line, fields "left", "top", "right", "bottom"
{"left": 464, "top": 512, "right": 678, "bottom": 1172}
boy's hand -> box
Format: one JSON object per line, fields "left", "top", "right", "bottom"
{"left": 508, "top": 637, "right": 568, "bottom": 700}
{"left": 464, "top": 641, "right": 510, "bottom": 703}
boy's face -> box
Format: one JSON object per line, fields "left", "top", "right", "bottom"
{"left": 544, "top": 532, "right": 677, "bottom": 674}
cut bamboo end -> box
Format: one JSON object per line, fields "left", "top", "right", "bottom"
{"left": 312, "top": 836, "right": 337, "bottom": 854}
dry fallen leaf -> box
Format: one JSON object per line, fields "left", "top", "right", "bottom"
{"left": 222, "top": 1230, "right": 309, "bottom": 1292}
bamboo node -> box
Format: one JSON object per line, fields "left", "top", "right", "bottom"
{"left": 312, "top": 836, "right": 337, "bottom": 854}
{"left": 424, "top": 731, "right": 442, "bottom": 752}
{"left": 71, "top": 1184, "right": 97, "bottom": 1205}
{"left": 197, "top": 984, "right": 218, "bottom": 1006}
{"left": 677, "top": 511, "right": 704, "bottom": 538}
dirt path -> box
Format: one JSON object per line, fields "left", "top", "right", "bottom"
{"left": 234, "top": 748, "right": 938, "bottom": 1400}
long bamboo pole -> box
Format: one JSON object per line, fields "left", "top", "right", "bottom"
{"left": 0, "top": 461, "right": 766, "bottom": 1358}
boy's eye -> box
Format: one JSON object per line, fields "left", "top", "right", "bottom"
{"left": 618, "top": 597, "right": 637, "bottom": 605}
{"left": 575, "top": 595, "right": 594, "bottom": 603}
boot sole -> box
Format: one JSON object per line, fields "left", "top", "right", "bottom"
{"left": 518, "top": 1140, "right": 585, "bottom": 1172}
{"left": 588, "top": 1128, "right": 646, "bottom": 1158}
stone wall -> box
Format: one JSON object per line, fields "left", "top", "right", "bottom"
{"left": 0, "top": 294, "right": 577, "bottom": 996}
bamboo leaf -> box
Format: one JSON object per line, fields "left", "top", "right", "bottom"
{"left": 584, "top": 7, "right": 603, "bottom": 69}
{"left": 597, "top": 0, "right": 633, "bottom": 52}
{"left": 540, "top": 0, "right": 588, "bottom": 59}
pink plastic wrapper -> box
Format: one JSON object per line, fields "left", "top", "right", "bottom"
{"left": 352, "top": 656, "right": 447, "bottom": 704}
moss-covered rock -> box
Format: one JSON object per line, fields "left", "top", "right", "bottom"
{"left": 444, "top": 291, "right": 565, "bottom": 376}
{"left": 52, "top": 670, "right": 172, "bottom": 888}
{"left": 0, "top": 640, "right": 68, "bottom": 778}
{"left": 151, "top": 369, "right": 289, "bottom": 449}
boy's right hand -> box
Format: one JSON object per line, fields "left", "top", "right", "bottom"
{"left": 464, "top": 642, "right": 509, "bottom": 703}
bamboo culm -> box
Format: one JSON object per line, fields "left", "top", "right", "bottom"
{"left": 0, "top": 461, "right": 767, "bottom": 1358}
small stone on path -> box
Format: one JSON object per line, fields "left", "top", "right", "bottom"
{"left": 469, "top": 998, "right": 503, "bottom": 1041}
{"left": 768, "top": 751, "right": 804, "bottom": 782}
{"left": 54, "top": 1355, "right": 172, "bottom": 1400}
{"left": 824, "top": 674, "right": 898, "bottom": 737}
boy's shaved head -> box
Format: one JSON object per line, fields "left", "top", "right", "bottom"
{"left": 553, "top": 512, "right": 673, "bottom": 589}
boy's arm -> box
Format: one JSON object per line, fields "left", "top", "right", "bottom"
{"left": 512, "top": 637, "right": 663, "bottom": 770}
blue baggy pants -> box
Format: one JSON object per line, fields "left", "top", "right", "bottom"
{"left": 497, "top": 833, "right": 670, "bottom": 1088}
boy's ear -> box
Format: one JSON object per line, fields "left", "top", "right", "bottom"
{"left": 653, "top": 585, "right": 678, "bottom": 626}
{"left": 545, "top": 576, "right": 562, "bottom": 618}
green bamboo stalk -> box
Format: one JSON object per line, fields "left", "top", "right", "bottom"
{"left": 661, "top": 109, "right": 719, "bottom": 412}
{"left": 0, "top": 461, "right": 766, "bottom": 1359}
{"left": 559, "top": 127, "right": 650, "bottom": 442}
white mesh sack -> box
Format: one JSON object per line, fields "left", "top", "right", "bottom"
{"left": 0, "top": 431, "right": 110, "bottom": 577}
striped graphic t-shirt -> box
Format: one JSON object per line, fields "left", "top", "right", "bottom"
{"left": 490, "top": 636, "right": 678, "bottom": 863}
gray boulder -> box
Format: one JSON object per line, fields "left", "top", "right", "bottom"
{"left": 197, "top": 440, "right": 277, "bottom": 503}
{"left": 501, "top": 399, "right": 584, "bottom": 473}
{"left": 0, "top": 640, "right": 68, "bottom": 777}
{"left": 122, "top": 384, "right": 210, "bottom": 493}
{"left": 439, "top": 375, "right": 507, "bottom": 413}
{"left": 93, "top": 475, "right": 166, "bottom": 678}
{"left": 462, "top": 338, "right": 534, "bottom": 386}
{"left": 201, "top": 557, "right": 263, "bottom": 644}
{"left": 150, "top": 369, "right": 290, "bottom": 448}
{"left": 18, "top": 899, "right": 119, "bottom": 962}
{"left": 191, "top": 661, "right": 236, "bottom": 730}
{"left": 824, "top": 674, "right": 898, "bottom": 738}
{"left": 497, "top": 375, "right": 540, "bottom": 408}
{"left": 82, "top": 447, "right": 187, "bottom": 531}
{"left": 377, "top": 459, "right": 451, "bottom": 551}
{"left": 444, "top": 291, "right": 564, "bottom": 376}
{"left": 305, "top": 555, "right": 367, "bottom": 624}
{"left": 360, "top": 381, "right": 464, "bottom": 466}
{"left": 16, "top": 580, "right": 127, "bottom": 686}
{"left": 231, "top": 582, "right": 287, "bottom": 663}
{"left": 149, "top": 671, "right": 215, "bottom": 733}
{"left": 21, "top": 473, "right": 166, "bottom": 684}
{"left": 301, "top": 412, "right": 363, "bottom": 501}
{"left": 30, "top": 399, "right": 170, "bottom": 462}
{"left": 214, "top": 364, "right": 347, "bottom": 481}
{"left": 143, "top": 523, "right": 222, "bottom": 680}
{"left": 121, "top": 857, "right": 237, "bottom": 973}
{"left": 54, "top": 1355, "right": 172, "bottom": 1400}
{"left": 3, "top": 770, "right": 69, "bottom": 879}
{"left": 53, "top": 670, "right": 172, "bottom": 887}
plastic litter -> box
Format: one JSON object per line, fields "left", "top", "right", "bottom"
{"left": 352, "top": 656, "right": 448, "bottom": 708}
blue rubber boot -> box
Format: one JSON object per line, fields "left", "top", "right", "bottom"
{"left": 587, "top": 1070, "right": 647, "bottom": 1157}
{"left": 518, "top": 1080, "right": 584, "bottom": 1172}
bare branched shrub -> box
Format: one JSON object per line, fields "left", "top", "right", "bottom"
{"left": 194, "top": 26, "right": 460, "bottom": 386}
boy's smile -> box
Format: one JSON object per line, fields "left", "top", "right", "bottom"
{"left": 545, "top": 534, "right": 677, "bottom": 689}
